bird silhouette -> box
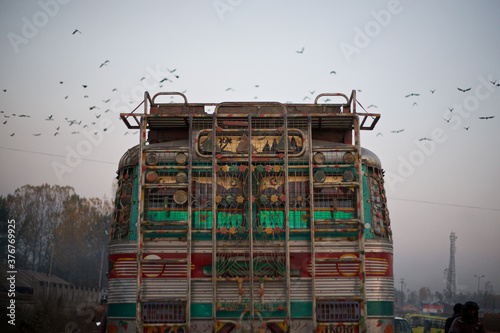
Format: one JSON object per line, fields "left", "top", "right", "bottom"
{"left": 444, "top": 116, "right": 452, "bottom": 123}
{"left": 95, "top": 114, "right": 101, "bottom": 118}
{"left": 308, "top": 90, "right": 316, "bottom": 95}
{"left": 3, "top": 89, "right": 6, "bottom": 92}
{"left": 54, "top": 132, "right": 59, "bottom": 136}
{"left": 72, "top": 29, "right": 81, "bottom": 35}
{"left": 10, "top": 133, "right": 14, "bottom": 136}
{"left": 391, "top": 129, "right": 404, "bottom": 133}
{"left": 478, "top": 116, "right": 495, "bottom": 119}
{"left": 418, "top": 138, "right": 432, "bottom": 141}
{"left": 140, "top": 77, "right": 146, "bottom": 81}
{"left": 160, "top": 78, "right": 170, "bottom": 83}
{"left": 3, "top": 121, "right": 7, "bottom": 125}
{"left": 448, "top": 107, "right": 454, "bottom": 112}
{"left": 430, "top": 89, "right": 435, "bottom": 94}
{"left": 46, "top": 115, "right": 54, "bottom": 121}
{"left": 59, "top": 81, "right": 63, "bottom": 84}
{"left": 296, "top": 47, "right": 304, "bottom": 54}
{"left": 489, "top": 80, "right": 500, "bottom": 86}
{"left": 99, "top": 60, "right": 110, "bottom": 68}
{"left": 64, "top": 96, "right": 68, "bottom": 99}
{"left": 255, "top": 85, "right": 260, "bottom": 88}
{"left": 367, "top": 104, "right": 378, "bottom": 109}
{"left": 405, "top": 93, "right": 420, "bottom": 98}
{"left": 33, "top": 133, "right": 41, "bottom": 136}
{"left": 413, "top": 102, "right": 418, "bottom": 107}
{"left": 112, "top": 88, "right": 118, "bottom": 92}
{"left": 457, "top": 87, "right": 471, "bottom": 92}
{"left": 103, "top": 99, "right": 110, "bottom": 103}
{"left": 84, "top": 95, "right": 89, "bottom": 98}
{"left": 89, "top": 106, "right": 99, "bottom": 110}
{"left": 464, "top": 126, "right": 470, "bottom": 130}
{"left": 303, "top": 96, "right": 310, "bottom": 101}
{"left": 330, "top": 70, "right": 336, "bottom": 74}
{"left": 376, "top": 132, "right": 383, "bottom": 137}
{"left": 225, "top": 87, "right": 234, "bottom": 92}
{"left": 168, "top": 68, "right": 177, "bottom": 73}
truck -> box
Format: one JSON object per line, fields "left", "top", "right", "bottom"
{"left": 106, "top": 91, "right": 394, "bottom": 332}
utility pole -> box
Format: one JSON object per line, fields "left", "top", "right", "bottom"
{"left": 474, "top": 274, "right": 485, "bottom": 303}
{"left": 400, "top": 278, "right": 405, "bottom": 313}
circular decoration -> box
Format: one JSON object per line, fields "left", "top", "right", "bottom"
{"left": 236, "top": 196, "right": 244, "bottom": 204}
{"left": 173, "top": 190, "right": 188, "bottom": 205}
{"left": 342, "top": 170, "right": 355, "bottom": 182}
{"left": 146, "top": 171, "right": 158, "bottom": 183}
{"left": 270, "top": 178, "right": 279, "bottom": 185}
{"left": 265, "top": 165, "right": 272, "bottom": 172}
{"left": 176, "top": 172, "right": 188, "bottom": 183}
{"left": 260, "top": 195, "right": 268, "bottom": 203}
{"left": 222, "top": 165, "right": 229, "bottom": 172}
{"left": 273, "top": 165, "right": 281, "bottom": 172}
{"left": 239, "top": 165, "right": 247, "bottom": 172}
{"left": 313, "top": 152, "right": 325, "bottom": 164}
{"left": 271, "top": 195, "right": 278, "bottom": 203}
{"left": 343, "top": 152, "right": 355, "bottom": 163}
{"left": 175, "top": 152, "right": 187, "bottom": 165}
{"left": 145, "top": 153, "right": 159, "bottom": 166}
{"left": 230, "top": 179, "right": 239, "bottom": 186}
{"left": 314, "top": 170, "right": 326, "bottom": 183}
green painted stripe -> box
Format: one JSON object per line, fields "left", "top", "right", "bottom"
{"left": 108, "top": 301, "right": 393, "bottom": 320}
{"left": 367, "top": 301, "right": 394, "bottom": 316}
{"left": 108, "top": 303, "right": 136, "bottom": 318}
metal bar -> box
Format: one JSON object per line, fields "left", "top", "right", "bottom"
{"left": 186, "top": 114, "right": 193, "bottom": 328}
{"left": 211, "top": 112, "right": 217, "bottom": 324}
{"left": 284, "top": 113, "right": 291, "bottom": 324}
{"left": 248, "top": 113, "right": 254, "bottom": 320}
{"left": 151, "top": 91, "right": 188, "bottom": 105}
{"left": 313, "top": 93, "right": 350, "bottom": 105}
{"left": 136, "top": 114, "right": 148, "bottom": 333}
{"left": 308, "top": 115, "right": 318, "bottom": 330}
{"left": 353, "top": 114, "right": 367, "bottom": 332}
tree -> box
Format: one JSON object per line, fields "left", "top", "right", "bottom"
{"left": 53, "top": 195, "right": 112, "bottom": 287}
{"left": 419, "top": 287, "right": 432, "bottom": 303}
{"left": 6, "top": 184, "right": 74, "bottom": 272}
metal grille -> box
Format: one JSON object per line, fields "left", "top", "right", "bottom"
{"left": 316, "top": 301, "right": 360, "bottom": 322}
{"left": 142, "top": 301, "right": 186, "bottom": 323}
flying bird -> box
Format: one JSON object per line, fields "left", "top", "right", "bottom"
{"left": 367, "top": 104, "right": 378, "bottom": 109}
{"left": 103, "top": 99, "right": 110, "bottom": 103}
{"left": 225, "top": 87, "right": 234, "bottom": 92}
{"left": 308, "top": 90, "right": 316, "bottom": 95}
{"left": 99, "top": 60, "right": 110, "bottom": 68}
{"left": 46, "top": 115, "right": 54, "bottom": 120}
{"left": 54, "top": 132, "right": 59, "bottom": 136}
{"left": 457, "top": 87, "right": 471, "bottom": 92}
{"left": 59, "top": 81, "right": 63, "bottom": 84}
{"left": 89, "top": 106, "right": 99, "bottom": 110}
{"left": 443, "top": 116, "right": 452, "bottom": 123}
{"left": 405, "top": 93, "right": 420, "bottom": 98}
{"left": 82, "top": 85, "right": 87, "bottom": 88}
{"left": 413, "top": 102, "right": 418, "bottom": 107}
{"left": 160, "top": 78, "right": 170, "bottom": 83}
{"left": 33, "top": 133, "right": 41, "bottom": 136}
{"left": 376, "top": 132, "right": 383, "bottom": 137}
{"left": 296, "top": 47, "right": 304, "bottom": 54}
{"left": 72, "top": 29, "right": 81, "bottom": 35}
{"left": 448, "top": 107, "right": 454, "bottom": 112}
{"left": 3, "top": 89, "right": 6, "bottom": 92}
{"left": 418, "top": 138, "right": 432, "bottom": 141}
{"left": 10, "top": 133, "right": 14, "bottom": 136}
{"left": 167, "top": 68, "right": 177, "bottom": 73}
{"left": 3, "top": 121, "right": 7, "bottom": 124}
{"left": 464, "top": 126, "right": 470, "bottom": 130}
{"left": 478, "top": 116, "right": 495, "bottom": 119}
{"left": 64, "top": 96, "right": 68, "bottom": 99}
{"left": 112, "top": 88, "right": 118, "bottom": 92}
{"left": 489, "top": 80, "right": 500, "bottom": 86}
{"left": 391, "top": 129, "right": 404, "bottom": 133}
{"left": 330, "top": 70, "right": 336, "bottom": 74}
{"left": 430, "top": 89, "right": 435, "bottom": 94}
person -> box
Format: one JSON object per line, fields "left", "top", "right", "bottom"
{"left": 449, "top": 300, "right": 487, "bottom": 333}
{"left": 93, "top": 293, "right": 108, "bottom": 333}
{"left": 445, "top": 303, "right": 463, "bottom": 333}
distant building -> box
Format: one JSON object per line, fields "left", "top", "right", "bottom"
{"left": 422, "top": 302, "right": 444, "bottom": 315}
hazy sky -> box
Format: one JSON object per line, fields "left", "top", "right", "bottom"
{"left": 1, "top": 0, "right": 499, "bottom": 295}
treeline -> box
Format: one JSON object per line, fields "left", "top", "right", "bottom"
{"left": 0, "top": 184, "right": 112, "bottom": 288}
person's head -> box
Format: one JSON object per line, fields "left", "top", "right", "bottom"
{"left": 453, "top": 303, "right": 463, "bottom": 316}
{"left": 100, "top": 293, "right": 108, "bottom": 305}
{"left": 462, "top": 301, "right": 479, "bottom": 321}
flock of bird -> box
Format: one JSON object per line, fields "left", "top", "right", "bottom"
{"left": 2, "top": 42, "right": 498, "bottom": 142}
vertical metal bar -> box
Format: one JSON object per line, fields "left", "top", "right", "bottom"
{"left": 307, "top": 115, "right": 317, "bottom": 329}
{"left": 353, "top": 114, "right": 367, "bottom": 332}
{"left": 136, "top": 113, "right": 147, "bottom": 333}
{"left": 248, "top": 113, "right": 254, "bottom": 321}
{"left": 187, "top": 114, "right": 193, "bottom": 328}
{"left": 284, "top": 113, "right": 291, "bottom": 324}
{"left": 211, "top": 112, "right": 217, "bottom": 323}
